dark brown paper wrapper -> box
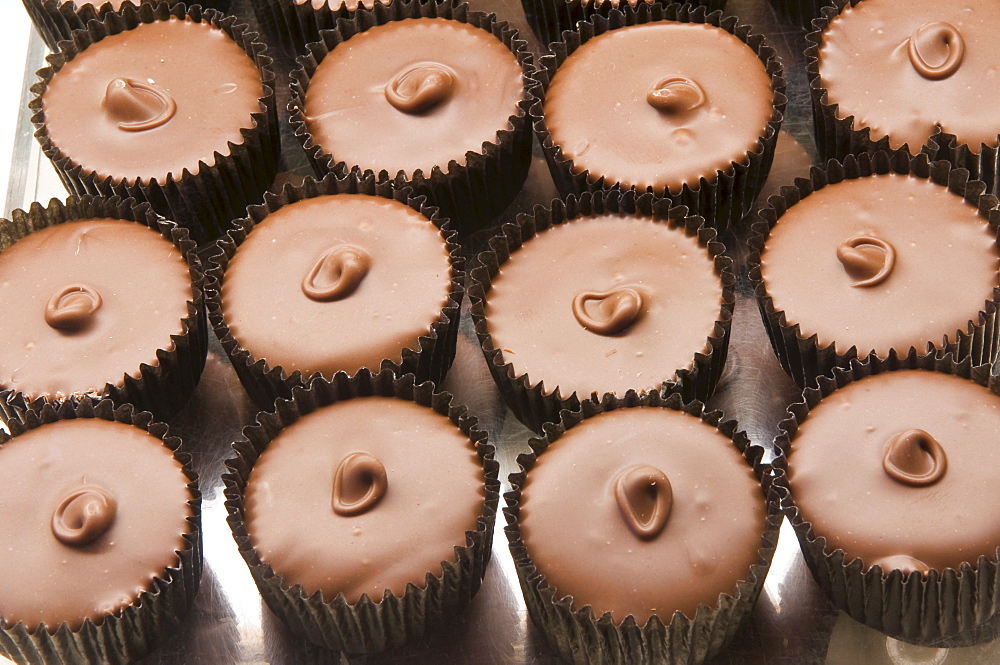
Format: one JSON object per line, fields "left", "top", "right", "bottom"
{"left": 529, "top": 4, "right": 786, "bottom": 231}
{"left": 288, "top": 0, "right": 534, "bottom": 238}
{"left": 29, "top": 3, "right": 280, "bottom": 245}
{"left": 469, "top": 189, "right": 735, "bottom": 433}
{"left": 223, "top": 370, "right": 499, "bottom": 655}
{"left": 249, "top": 0, "right": 390, "bottom": 59}
{"left": 0, "top": 398, "right": 202, "bottom": 665}
{"left": 748, "top": 150, "right": 1000, "bottom": 390}
{"left": 766, "top": 0, "right": 832, "bottom": 30}
{"left": 505, "top": 391, "right": 782, "bottom": 665}
{"left": 807, "top": 0, "right": 1000, "bottom": 196}
{"left": 772, "top": 352, "right": 1000, "bottom": 646}
{"left": 206, "top": 172, "right": 463, "bottom": 413}
{"left": 0, "top": 195, "right": 208, "bottom": 425}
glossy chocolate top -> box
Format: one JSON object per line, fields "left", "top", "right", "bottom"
{"left": 788, "top": 370, "right": 1000, "bottom": 573}
{"left": 221, "top": 194, "right": 452, "bottom": 377}
{"left": 0, "top": 419, "right": 192, "bottom": 630}
{"left": 759, "top": 173, "right": 998, "bottom": 356}
{"left": 0, "top": 219, "right": 192, "bottom": 400}
{"left": 543, "top": 22, "right": 773, "bottom": 195}
{"left": 41, "top": 18, "right": 263, "bottom": 184}
{"left": 519, "top": 407, "right": 765, "bottom": 623}
{"left": 820, "top": 0, "right": 1000, "bottom": 152}
{"left": 303, "top": 18, "right": 523, "bottom": 177}
{"left": 484, "top": 214, "right": 723, "bottom": 399}
{"left": 243, "top": 397, "right": 484, "bottom": 602}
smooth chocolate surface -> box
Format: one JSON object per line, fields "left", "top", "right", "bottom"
{"left": 242, "top": 397, "right": 484, "bottom": 602}
{"left": 759, "top": 173, "right": 998, "bottom": 356}
{"left": 221, "top": 194, "right": 452, "bottom": 378}
{"left": 0, "top": 219, "right": 192, "bottom": 400}
{"left": 41, "top": 18, "right": 263, "bottom": 184}
{"left": 519, "top": 407, "right": 765, "bottom": 623}
{"left": 303, "top": 18, "right": 523, "bottom": 177}
{"left": 819, "top": 0, "right": 1000, "bottom": 152}
{"left": 0, "top": 419, "right": 192, "bottom": 630}
{"left": 787, "top": 370, "right": 1000, "bottom": 572}
{"left": 543, "top": 22, "right": 773, "bottom": 195}
{"left": 484, "top": 214, "right": 723, "bottom": 399}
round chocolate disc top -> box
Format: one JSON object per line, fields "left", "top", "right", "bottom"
{"left": 0, "top": 419, "right": 192, "bottom": 630}
{"left": 242, "top": 397, "right": 484, "bottom": 602}
{"left": 519, "top": 407, "right": 765, "bottom": 623}
{"left": 41, "top": 17, "right": 263, "bottom": 184}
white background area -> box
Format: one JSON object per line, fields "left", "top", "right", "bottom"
{"left": 0, "top": 7, "right": 33, "bottom": 207}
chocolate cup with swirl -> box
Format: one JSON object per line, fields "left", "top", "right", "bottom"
{"left": 766, "top": 0, "right": 834, "bottom": 30}
{"left": 469, "top": 189, "right": 734, "bottom": 433}
{"left": 0, "top": 195, "right": 207, "bottom": 425}
{"left": 289, "top": 0, "right": 534, "bottom": 238}
{"left": 748, "top": 150, "right": 1000, "bottom": 390}
{"left": 29, "top": 3, "right": 279, "bottom": 244}
{"left": 529, "top": 4, "right": 786, "bottom": 232}
{"left": 0, "top": 398, "right": 202, "bottom": 665}
{"left": 505, "top": 390, "right": 781, "bottom": 665}
{"left": 772, "top": 351, "right": 1000, "bottom": 645}
{"left": 205, "top": 172, "right": 463, "bottom": 412}
{"left": 223, "top": 369, "right": 499, "bottom": 655}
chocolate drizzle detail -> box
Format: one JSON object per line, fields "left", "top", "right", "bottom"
{"left": 301, "top": 245, "right": 372, "bottom": 302}
{"left": 103, "top": 78, "right": 177, "bottom": 132}
{"left": 646, "top": 76, "right": 706, "bottom": 115}
{"left": 44, "top": 284, "right": 103, "bottom": 332}
{"left": 869, "top": 554, "right": 932, "bottom": 577}
{"left": 614, "top": 465, "right": 672, "bottom": 541}
{"left": 907, "top": 22, "right": 965, "bottom": 81}
{"left": 51, "top": 485, "right": 117, "bottom": 548}
{"left": 331, "top": 452, "right": 388, "bottom": 517}
{"left": 572, "top": 287, "right": 644, "bottom": 336}
{"left": 836, "top": 235, "right": 896, "bottom": 288}
{"left": 384, "top": 62, "right": 456, "bottom": 114}
{"left": 882, "top": 429, "right": 948, "bottom": 487}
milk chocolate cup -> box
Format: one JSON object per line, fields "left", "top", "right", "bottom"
{"left": 748, "top": 150, "right": 1000, "bottom": 390}
{"left": 206, "top": 172, "right": 463, "bottom": 413}
{"left": 808, "top": 0, "right": 1000, "bottom": 195}
{"left": 29, "top": 3, "right": 280, "bottom": 244}
{"left": 288, "top": 0, "right": 534, "bottom": 238}
{"left": 0, "top": 397, "right": 202, "bottom": 665}
{"left": 249, "top": 0, "right": 389, "bottom": 60}
{"left": 0, "top": 195, "right": 208, "bottom": 425}
{"left": 529, "top": 4, "right": 786, "bottom": 232}
{"left": 772, "top": 351, "right": 1000, "bottom": 646}
{"left": 505, "top": 391, "right": 781, "bottom": 665}
{"left": 223, "top": 369, "right": 499, "bottom": 655}
{"left": 469, "top": 189, "right": 735, "bottom": 433}
{"left": 767, "top": 0, "right": 833, "bottom": 30}
{"left": 22, "top": 0, "right": 234, "bottom": 51}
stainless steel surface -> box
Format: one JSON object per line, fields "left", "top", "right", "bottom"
{"left": 5, "top": 0, "right": 1000, "bottom": 663}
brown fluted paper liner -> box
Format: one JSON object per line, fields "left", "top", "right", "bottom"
{"left": 248, "top": 0, "right": 389, "bottom": 60}
{"left": 767, "top": 0, "right": 832, "bottom": 30}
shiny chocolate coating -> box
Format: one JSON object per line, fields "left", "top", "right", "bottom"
{"left": 759, "top": 173, "right": 998, "bottom": 357}
{"left": 519, "top": 408, "right": 765, "bottom": 623}
{"left": 787, "top": 371, "right": 1000, "bottom": 572}
{"left": 243, "top": 397, "right": 484, "bottom": 603}
{"left": 221, "top": 194, "right": 452, "bottom": 378}
{"left": 484, "top": 214, "right": 723, "bottom": 399}
{"left": 543, "top": 22, "right": 773, "bottom": 195}
{"left": 0, "top": 419, "right": 192, "bottom": 630}
{"left": 819, "top": 0, "right": 1000, "bottom": 151}
{"left": 0, "top": 219, "right": 192, "bottom": 400}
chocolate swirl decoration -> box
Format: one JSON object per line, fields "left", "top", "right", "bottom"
{"left": 572, "top": 287, "right": 644, "bottom": 336}
{"left": 836, "top": 235, "right": 896, "bottom": 288}
{"left": 332, "top": 452, "right": 388, "bottom": 517}
{"left": 908, "top": 22, "right": 965, "bottom": 81}
{"left": 45, "top": 284, "right": 102, "bottom": 333}
{"left": 614, "top": 465, "right": 672, "bottom": 541}
{"left": 646, "top": 76, "right": 706, "bottom": 115}
{"left": 869, "top": 554, "right": 931, "bottom": 577}
{"left": 882, "top": 429, "right": 948, "bottom": 487}
{"left": 103, "top": 78, "right": 177, "bottom": 132}
{"left": 51, "top": 485, "right": 117, "bottom": 548}
{"left": 384, "top": 62, "right": 456, "bottom": 114}
{"left": 302, "top": 245, "right": 371, "bottom": 302}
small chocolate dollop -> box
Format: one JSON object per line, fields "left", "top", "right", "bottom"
{"left": 882, "top": 428, "right": 947, "bottom": 487}
{"left": 836, "top": 235, "right": 896, "bottom": 288}
{"left": 572, "top": 287, "right": 644, "bottom": 336}
{"left": 614, "top": 465, "right": 672, "bottom": 541}
{"left": 384, "top": 62, "right": 456, "bottom": 114}
{"left": 103, "top": 77, "right": 177, "bottom": 132}
{"left": 908, "top": 22, "right": 965, "bottom": 81}
{"left": 332, "top": 452, "right": 388, "bottom": 517}
{"left": 301, "top": 245, "right": 371, "bottom": 302}
{"left": 44, "top": 284, "right": 103, "bottom": 332}
{"left": 51, "top": 485, "right": 117, "bottom": 548}
{"left": 869, "top": 554, "right": 932, "bottom": 577}
{"left": 646, "top": 76, "right": 706, "bottom": 115}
